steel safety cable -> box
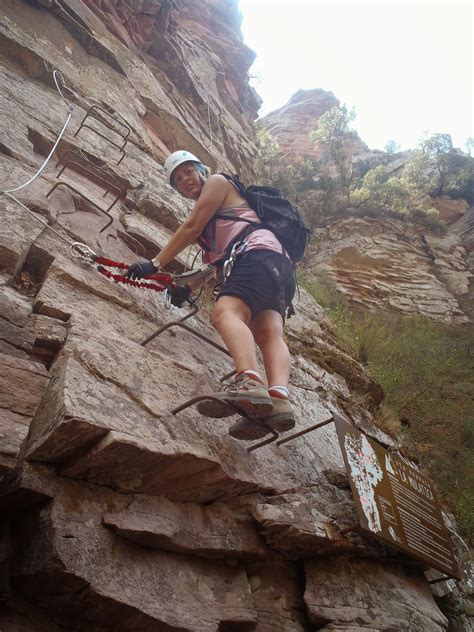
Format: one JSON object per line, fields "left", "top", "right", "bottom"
{"left": 1, "top": 70, "right": 74, "bottom": 194}
{"left": 0, "top": 68, "right": 181, "bottom": 300}
{"left": 2, "top": 192, "right": 76, "bottom": 249}
{"left": 0, "top": 69, "right": 77, "bottom": 248}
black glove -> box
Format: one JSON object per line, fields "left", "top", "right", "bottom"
{"left": 126, "top": 260, "right": 158, "bottom": 280}
{"left": 170, "top": 285, "right": 192, "bottom": 307}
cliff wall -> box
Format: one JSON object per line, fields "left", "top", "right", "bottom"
{"left": 306, "top": 207, "right": 472, "bottom": 324}
{"left": 0, "top": 1, "right": 468, "bottom": 630}
{"left": 260, "top": 90, "right": 473, "bottom": 324}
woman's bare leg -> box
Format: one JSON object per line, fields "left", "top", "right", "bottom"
{"left": 228, "top": 309, "right": 294, "bottom": 440}
{"left": 210, "top": 295, "right": 259, "bottom": 373}
{"left": 249, "top": 309, "right": 290, "bottom": 387}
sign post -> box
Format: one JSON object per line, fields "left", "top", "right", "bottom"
{"left": 334, "top": 416, "right": 461, "bottom": 580}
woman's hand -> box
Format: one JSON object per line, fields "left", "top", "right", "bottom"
{"left": 125, "top": 260, "right": 158, "bottom": 280}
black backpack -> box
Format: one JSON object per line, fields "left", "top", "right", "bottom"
{"left": 217, "top": 173, "right": 311, "bottom": 264}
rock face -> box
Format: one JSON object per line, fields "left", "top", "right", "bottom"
{"left": 307, "top": 217, "right": 472, "bottom": 323}
{"left": 260, "top": 94, "right": 472, "bottom": 325}
{"left": 304, "top": 557, "right": 448, "bottom": 630}
{"left": 260, "top": 88, "right": 370, "bottom": 162}
{"left": 0, "top": 1, "right": 466, "bottom": 629}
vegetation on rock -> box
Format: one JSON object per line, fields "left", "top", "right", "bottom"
{"left": 258, "top": 110, "right": 473, "bottom": 543}
{"left": 257, "top": 106, "right": 474, "bottom": 236}
{"left": 302, "top": 272, "right": 474, "bottom": 545}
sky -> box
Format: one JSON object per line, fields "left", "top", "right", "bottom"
{"left": 238, "top": 0, "right": 473, "bottom": 152}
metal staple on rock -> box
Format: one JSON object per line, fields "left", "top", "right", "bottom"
{"left": 0, "top": 69, "right": 135, "bottom": 267}
{"left": 0, "top": 68, "right": 199, "bottom": 309}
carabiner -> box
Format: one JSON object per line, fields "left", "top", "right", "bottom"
{"left": 222, "top": 240, "right": 248, "bottom": 280}
{"left": 70, "top": 242, "right": 97, "bottom": 263}
{"left": 163, "top": 288, "right": 172, "bottom": 310}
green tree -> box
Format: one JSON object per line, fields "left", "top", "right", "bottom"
{"left": 255, "top": 126, "right": 280, "bottom": 178}
{"left": 419, "top": 132, "right": 456, "bottom": 196}
{"left": 310, "top": 105, "right": 356, "bottom": 203}
{"left": 351, "top": 165, "right": 412, "bottom": 215}
{"left": 404, "top": 132, "right": 474, "bottom": 202}
{"left": 384, "top": 140, "right": 401, "bottom": 155}
{"left": 465, "top": 137, "right": 474, "bottom": 157}
{"left": 350, "top": 164, "right": 445, "bottom": 232}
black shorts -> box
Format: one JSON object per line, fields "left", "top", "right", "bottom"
{"left": 216, "top": 250, "right": 296, "bottom": 320}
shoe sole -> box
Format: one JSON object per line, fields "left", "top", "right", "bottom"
{"left": 229, "top": 413, "right": 296, "bottom": 441}
{"left": 229, "top": 419, "right": 271, "bottom": 440}
{"left": 265, "top": 412, "right": 295, "bottom": 433}
{"left": 196, "top": 395, "right": 273, "bottom": 419}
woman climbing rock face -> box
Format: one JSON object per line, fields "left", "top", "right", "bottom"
{"left": 126, "top": 150, "right": 296, "bottom": 440}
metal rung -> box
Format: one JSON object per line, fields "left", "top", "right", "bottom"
{"left": 74, "top": 105, "right": 131, "bottom": 165}
{"left": 57, "top": 150, "right": 125, "bottom": 198}
{"left": 428, "top": 575, "right": 456, "bottom": 585}
{"left": 46, "top": 181, "right": 116, "bottom": 233}
{"left": 141, "top": 305, "right": 235, "bottom": 383}
{"left": 141, "top": 305, "right": 229, "bottom": 358}
{"left": 339, "top": 524, "right": 360, "bottom": 535}
{"left": 248, "top": 415, "right": 335, "bottom": 452}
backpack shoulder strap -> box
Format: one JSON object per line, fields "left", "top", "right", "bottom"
{"left": 219, "top": 172, "right": 247, "bottom": 198}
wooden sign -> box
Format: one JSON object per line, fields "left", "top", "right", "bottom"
{"left": 334, "top": 416, "right": 461, "bottom": 580}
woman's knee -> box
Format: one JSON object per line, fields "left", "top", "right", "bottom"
{"left": 253, "top": 320, "right": 284, "bottom": 347}
{"left": 210, "top": 302, "right": 225, "bottom": 328}
{"left": 210, "top": 296, "right": 251, "bottom": 328}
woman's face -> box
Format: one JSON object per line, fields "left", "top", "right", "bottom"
{"left": 172, "top": 162, "right": 203, "bottom": 200}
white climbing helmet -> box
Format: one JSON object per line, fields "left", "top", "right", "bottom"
{"left": 164, "top": 150, "right": 201, "bottom": 184}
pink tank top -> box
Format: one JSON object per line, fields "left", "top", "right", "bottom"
{"left": 198, "top": 206, "right": 283, "bottom": 264}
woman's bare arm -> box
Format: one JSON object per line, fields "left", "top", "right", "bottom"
{"left": 154, "top": 175, "right": 239, "bottom": 267}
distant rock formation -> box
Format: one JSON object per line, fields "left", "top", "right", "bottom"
{"left": 261, "top": 91, "right": 472, "bottom": 324}
{"left": 260, "top": 88, "right": 371, "bottom": 161}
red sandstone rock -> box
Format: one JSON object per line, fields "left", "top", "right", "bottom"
{"left": 430, "top": 195, "right": 469, "bottom": 224}
{"left": 246, "top": 560, "right": 310, "bottom": 631}
{"left": 260, "top": 88, "right": 367, "bottom": 162}
{"left": 103, "top": 495, "right": 271, "bottom": 559}
{"left": 306, "top": 217, "right": 471, "bottom": 324}
{"left": 304, "top": 557, "right": 448, "bottom": 630}
{"left": 0, "top": 354, "right": 48, "bottom": 417}
{"left": 0, "top": 1, "right": 464, "bottom": 629}
{"left": 9, "top": 476, "right": 257, "bottom": 631}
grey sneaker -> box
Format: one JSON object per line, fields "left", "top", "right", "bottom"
{"left": 229, "top": 397, "right": 296, "bottom": 440}
{"left": 196, "top": 373, "right": 273, "bottom": 419}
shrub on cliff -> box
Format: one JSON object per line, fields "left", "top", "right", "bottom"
{"left": 350, "top": 164, "right": 447, "bottom": 234}
{"left": 404, "top": 133, "right": 474, "bottom": 204}
{"left": 302, "top": 272, "right": 474, "bottom": 545}
{"left": 256, "top": 121, "right": 470, "bottom": 233}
